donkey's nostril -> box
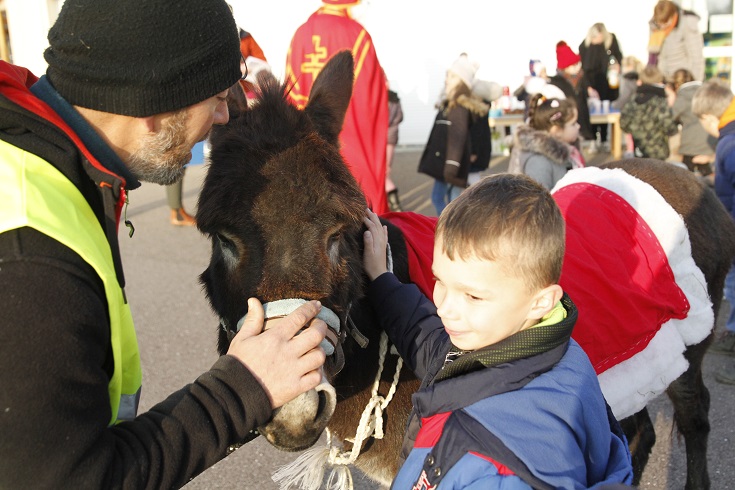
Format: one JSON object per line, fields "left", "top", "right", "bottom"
{"left": 316, "top": 389, "right": 328, "bottom": 422}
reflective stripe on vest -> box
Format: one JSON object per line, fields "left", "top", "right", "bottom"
{"left": 0, "top": 139, "right": 142, "bottom": 425}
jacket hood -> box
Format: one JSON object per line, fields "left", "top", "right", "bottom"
{"left": 456, "top": 93, "right": 490, "bottom": 117}
{"left": 513, "top": 124, "right": 570, "bottom": 165}
{"left": 634, "top": 83, "right": 667, "bottom": 105}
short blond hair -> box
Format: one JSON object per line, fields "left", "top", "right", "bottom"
{"left": 436, "top": 173, "right": 565, "bottom": 293}
{"left": 692, "top": 79, "right": 734, "bottom": 118}
{"left": 621, "top": 56, "right": 643, "bottom": 74}
{"left": 639, "top": 65, "right": 664, "bottom": 85}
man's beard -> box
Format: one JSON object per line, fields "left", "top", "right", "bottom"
{"left": 127, "top": 109, "right": 194, "bottom": 186}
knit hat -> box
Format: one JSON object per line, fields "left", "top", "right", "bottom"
{"left": 556, "top": 41, "right": 581, "bottom": 70}
{"left": 44, "top": 0, "right": 241, "bottom": 117}
{"left": 448, "top": 55, "right": 479, "bottom": 89}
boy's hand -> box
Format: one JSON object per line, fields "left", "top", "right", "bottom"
{"left": 362, "top": 208, "right": 389, "bottom": 281}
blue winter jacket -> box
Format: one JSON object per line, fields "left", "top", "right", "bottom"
{"left": 714, "top": 117, "right": 735, "bottom": 220}
{"left": 366, "top": 273, "right": 633, "bottom": 489}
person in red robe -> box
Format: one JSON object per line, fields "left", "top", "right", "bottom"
{"left": 286, "top": 0, "right": 389, "bottom": 214}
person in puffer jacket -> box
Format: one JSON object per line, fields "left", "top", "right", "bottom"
{"left": 361, "top": 174, "right": 633, "bottom": 489}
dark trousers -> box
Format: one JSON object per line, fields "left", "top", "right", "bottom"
{"left": 592, "top": 123, "right": 608, "bottom": 143}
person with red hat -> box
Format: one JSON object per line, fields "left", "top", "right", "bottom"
{"left": 285, "top": 0, "right": 390, "bottom": 214}
{"left": 548, "top": 41, "right": 595, "bottom": 145}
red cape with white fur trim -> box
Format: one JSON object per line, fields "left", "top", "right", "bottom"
{"left": 552, "top": 167, "right": 712, "bottom": 419}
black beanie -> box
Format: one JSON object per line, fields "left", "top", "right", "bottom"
{"left": 44, "top": 0, "right": 241, "bottom": 117}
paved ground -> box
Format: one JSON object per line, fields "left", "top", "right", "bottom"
{"left": 120, "top": 147, "right": 735, "bottom": 489}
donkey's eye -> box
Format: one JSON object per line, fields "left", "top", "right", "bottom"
{"left": 328, "top": 232, "right": 342, "bottom": 248}
{"left": 327, "top": 231, "right": 342, "bottom": 262}
{"left": 215, "top": 233, "right": 239, "bottom": 267}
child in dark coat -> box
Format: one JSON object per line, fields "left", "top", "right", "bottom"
{"left": 620, "top": 65, "right": 678, "bottom": 160}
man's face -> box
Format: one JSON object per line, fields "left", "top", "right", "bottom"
{"left": 431, "top": 238, "right": 539, "bottom": 351}
{"left": 127, "top": 89, "right": 230, "bottom": 185}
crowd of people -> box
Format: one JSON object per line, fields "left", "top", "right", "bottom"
{"left": 1, "top": 0, "right": 733, "bottom": 488}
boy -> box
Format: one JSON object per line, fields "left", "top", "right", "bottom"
{"left": 620, "top": 65, "right": 679, "bottom": 161}
{"left": 362, "top": 174, "right": 633, "bottom": 489}
{"left": 692, "top": 79, "right": 735, "bottom": 384}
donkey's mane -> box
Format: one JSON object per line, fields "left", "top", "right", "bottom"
{"left": 200, "top": 72, "right": 366, "bottom": 235}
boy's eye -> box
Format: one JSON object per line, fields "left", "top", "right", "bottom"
{"left": 466, "top": 293, "right": 483, "bottom": 302}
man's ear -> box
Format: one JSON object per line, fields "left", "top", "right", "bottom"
{"left": 527, "top": 284, "right": 564, "bottom": 321}
{"left": 140, "top": 115, "right": 158, "bottom": 133}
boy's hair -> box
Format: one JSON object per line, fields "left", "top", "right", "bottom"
{"left": 692, "top": 79, "right": 734, "bottom": 118}
{"left": 527, "top": 94, "right": 577, "bottom": 132}
{"left": 639, "top": 65, "right": 665, "bottom": 85}
{"left": 436, "top": 173, "right": 565, "bottom": 293}
{"left": 621, "top": 56, "right": 643, "bottom": 74}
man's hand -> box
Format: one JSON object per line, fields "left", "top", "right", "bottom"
{"left": 363, "top": 208, "right": 389, "bottom": 281}
{"left": 227, "top": 298, "right": 327, "bottom": 409}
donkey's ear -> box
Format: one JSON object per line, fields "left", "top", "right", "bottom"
{"left": 305, "top": 50, "right": 354, "bottom": 144}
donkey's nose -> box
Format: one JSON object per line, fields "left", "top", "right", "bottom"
{"left": 259, "top": 368, "right": 337, "bottom": 451}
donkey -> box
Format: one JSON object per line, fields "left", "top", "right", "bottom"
{"left": 196, "top": 51, "right": 735, "bottom": 490}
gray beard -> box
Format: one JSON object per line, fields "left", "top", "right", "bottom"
{"left": 126, "top": 109, "right": 191, "bottom": 186}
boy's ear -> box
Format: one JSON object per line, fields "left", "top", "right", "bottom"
{"left": 527, "top": 284, "right": 564, "bottom": 321}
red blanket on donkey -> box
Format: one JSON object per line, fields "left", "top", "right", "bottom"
{"left": 381, "top": 211, "right": 437, "bottom": 299}
{"left": 383, "top": 168, "right": 713, "bottom": 419}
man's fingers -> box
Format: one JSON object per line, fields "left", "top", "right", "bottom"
{"left": 271, "top": 300, "right": 323, "bottom": 340}
{"left": 299, "top": 345, "right": 328, "bottom": 374}
{"left": 290, "top": 318, "right": 328, "bottom": 354}
{"left": 298, "top": 368, "right": 324, "bottom": 394}
{"left": 236, "top": 298, "right": 265, "bottom": 338}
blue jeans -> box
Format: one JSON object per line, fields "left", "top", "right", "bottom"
{"left": 724, "top": 264, "right": 735, "bottom": 333}
{"left": 431, "top": 180, "right": 464, "bottom": 215}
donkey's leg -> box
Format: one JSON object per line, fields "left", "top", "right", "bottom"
{"left": 619, "top": 408, "right": 656, "bottom": 485}
{"left": 665, "top": 340, "right": 711, "bottom": 490}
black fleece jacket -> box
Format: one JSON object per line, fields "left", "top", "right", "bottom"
{"left": 0, "top": 66, "right": 271, "bottom": 489}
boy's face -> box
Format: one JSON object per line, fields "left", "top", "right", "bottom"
{"left": 432, "top": 239, "right": 541, "bottom": 351}
{"left": 698, "top": 114, "right": 720, "bottom": 138}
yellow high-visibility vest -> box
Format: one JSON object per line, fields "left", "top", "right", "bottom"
{"left": 0, "top": 139, "right": 141, "bottom": 425}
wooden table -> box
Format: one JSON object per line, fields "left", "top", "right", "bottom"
{"left": 488, "top": 111, "right": 622, "bottom": 160}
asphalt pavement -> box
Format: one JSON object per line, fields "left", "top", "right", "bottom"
{"left": 120, "top": 146, "right": 734, "bottom": 489}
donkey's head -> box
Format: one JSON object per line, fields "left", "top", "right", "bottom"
{"left": 196, "top": 51, "right": 367, "bottom": 451}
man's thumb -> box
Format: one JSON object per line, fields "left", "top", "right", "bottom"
{"left": 236, "top": 298, "right": 265, "bottom": 337}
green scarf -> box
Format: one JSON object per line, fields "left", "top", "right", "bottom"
{"left": 436, "top": 294, "right": 576, "bottom": 382}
